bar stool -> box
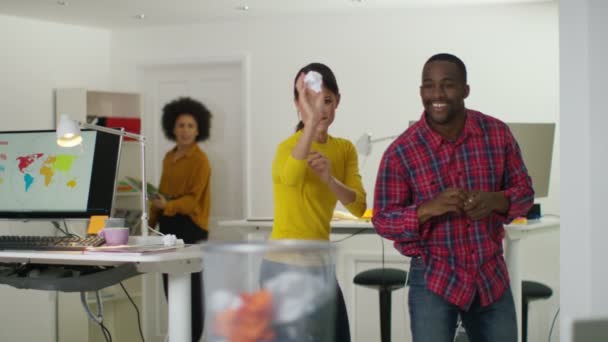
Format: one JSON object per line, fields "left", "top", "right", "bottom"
{"left": 454, "top": 281, "right": 554, "bottom": 342}
{"left": 522, "top": 280, "right": 553, "bottom": 342}
{"left": 353, "top": 268, "right": 408, "bottom": 342}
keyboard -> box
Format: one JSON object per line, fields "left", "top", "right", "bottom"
{"left": 0, "top": 235, "right": 106, "bottom": 251}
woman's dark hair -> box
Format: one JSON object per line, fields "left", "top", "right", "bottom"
{"left": 293, "top": 62, "right": 340, "bottom": 131}
{"left": 161, "top": 97, "right": 211, "bottom": 142}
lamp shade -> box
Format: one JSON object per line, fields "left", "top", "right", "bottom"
{"left": 57, "top": 114, "right": 83, "bottom": 147}
{"left": 355, "top": 133, "right": 372, "bottom": 156}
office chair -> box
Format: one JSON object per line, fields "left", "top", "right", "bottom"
{"left": 353, "top": 268, "right": 408, "bottom": 342}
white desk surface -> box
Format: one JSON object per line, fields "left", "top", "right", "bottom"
{"left": 219, "top": 215, "right": 560, "bottom": 234}
{"left": 0, "top": 244, "right": 204, "bottom": 269}
{"left": 0, "top": 242, "right": 203, "bottom": 342}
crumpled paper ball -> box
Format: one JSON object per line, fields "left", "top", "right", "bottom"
{"left": 304, "top": 71, "right": 323, "bottom": 93}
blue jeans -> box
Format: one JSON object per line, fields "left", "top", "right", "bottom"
{"left": 408, "top": 257, "right": 517, "bottom": 342}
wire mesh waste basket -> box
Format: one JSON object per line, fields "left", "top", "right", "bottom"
{"left": 202, "top": 240, "right": 337, "bottom": 342}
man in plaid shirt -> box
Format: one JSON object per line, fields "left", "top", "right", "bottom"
{"left": 372, "top": 53, "right": 534, "bottom": 342}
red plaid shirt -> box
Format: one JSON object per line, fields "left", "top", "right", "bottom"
{"left": 372, "top": 110, "right": 534, "bottom": 309}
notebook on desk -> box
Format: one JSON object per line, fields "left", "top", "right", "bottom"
{"left": 83, "top": 244, "right": 179, "bottom": 256}
{"left": 87, "top": 215, "right": 109, "bottom": 234}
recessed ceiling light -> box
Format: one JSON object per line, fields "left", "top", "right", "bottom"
{"left": 134, "top": 14, "right": 146, "bottom": 20}
{"left": 236, "top": 5, "right": 249, "bottom": 11}
{"left": 57, "top": 1, "right": 68, "bottom": 5}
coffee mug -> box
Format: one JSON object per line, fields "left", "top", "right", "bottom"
{"left": 99, "top": 227, "right": 129, "bottom": 246}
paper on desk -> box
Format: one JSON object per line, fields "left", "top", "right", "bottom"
{"left": 332, "top": 209, "right": 373, "bottom": 221}
{"left": 83, "top": 244, "right": 179, "bottom": 255}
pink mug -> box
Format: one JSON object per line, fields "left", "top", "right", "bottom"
{"left": 99, "top": 227, "right": 129, "bottom": 246}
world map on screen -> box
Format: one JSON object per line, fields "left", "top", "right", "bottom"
{"left": 15, "top": 153, "right": 78, "bottom": 191}
{"left": 0, "top": 131, "right": 96, "bottom": 213}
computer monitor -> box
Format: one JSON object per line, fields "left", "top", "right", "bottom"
{"left": 571, "top": 317, "right": 608, "bottom": 342}
{"left": 0, "top": 129, "right": 121, "bottom": 219}
{"left": 407, "top": 121, "right": 555, "bottom": 198}
{"left": 507, "top": 123, "right": 555, "bottom": 198}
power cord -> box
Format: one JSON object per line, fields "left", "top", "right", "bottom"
{"left": 148, "top": 225, "right": 165, "bottom": 236}
{"left": 62, "top": 220, "right": 78, "bottom": 237}
{"left": 381, "top": 235, "right": 385, "bottom": 270}
{"left": 379, "top": 235, "right": 388, "bottom": 289}
{"left": 120, "top": 282, "right": 145, "bottom": 342}
{"left": 548, "top": 307, "right": 560, "bottom": 342}
{"left": 331, "top": 228, "right": 368, "bottom": 243}
{"left": 148, "top": 225, "right": 182, "bottom": 246}
{"left": 80, "top": 291, "right": 112, "bottom": 342}
{"left": 51, "top": 221, "right": 79, "bottom": 238}
{"left": 100, "top": 321, "right": 112, "bottom": 342}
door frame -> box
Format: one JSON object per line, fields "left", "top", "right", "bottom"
{"left": 136, "top": 54, "right": 251, "bottom": 220}
{"left": 135, "top": 55, "right": 251, "bottom": 341}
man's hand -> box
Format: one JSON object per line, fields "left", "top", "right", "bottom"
{"left": 417, "top": 188, "right": 468, "bottom": 224}
{"left": 463, "top": 191, "right": 509, "bottom": 220}
{"left": 307, "top": 151, "right": 332, "bottom": 184}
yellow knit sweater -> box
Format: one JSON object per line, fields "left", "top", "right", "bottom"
{"left": 270, "top": 131, "right": 366, "bottom": 241}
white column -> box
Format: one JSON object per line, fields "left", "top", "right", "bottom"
{"left": 168, "top": 273, "right": 191, "bottom": 342}
{"left": 505, "top": 237, "right": 522, "bottom": 342}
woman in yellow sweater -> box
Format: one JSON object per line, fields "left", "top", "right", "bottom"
{"left": 265, "top": 62, "right": 366, "bottom": 341}
{"left": 149, "top": 96, "right": 212, "bottom": 342}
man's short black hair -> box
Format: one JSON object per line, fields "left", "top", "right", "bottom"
{"left": 161, "top": 97, "right": 212, "bottom": 142}
{"left": 425, "top": 53, "right": 468, "bottom": 83}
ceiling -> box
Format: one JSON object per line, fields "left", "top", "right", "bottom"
{"left": 0, "top": 0, "right": 553, "bottom": 29}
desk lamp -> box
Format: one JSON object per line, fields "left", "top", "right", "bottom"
{"left": 56, "top": 114, "right": 148, "bottom": 235}
{"left": 355, "top": 132, "right": 398, "bottom": 157}
{"left": 354, "top": 132, "right": 398, "bottom": 219}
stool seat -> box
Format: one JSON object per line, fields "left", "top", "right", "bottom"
{"left": 522, "top": 280, "right": 553, "bottom": 342}
{"left": 522, "top": 280, "right": 552, "bottom": 299}
{"left": 353, "top": 268, "right": 407, "bottom": 342}
{"left": 353, "top": 268, "right": 408, "bottom": 290}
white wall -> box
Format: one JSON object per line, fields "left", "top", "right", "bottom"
{"left": 0, "top": 2, "right": 563, "bottom": 341}
{"left": 560, "top": 0, "right": 608, "bottom": 340}
{"left": 0, "top": 15, "right": 112, "bottom": 130}
{"left": 0, "top": 14, "right": 112, "bottom": 342}
{"left": 110, "top": 3, "right": 560, "bottom": 341}
{"left": 588, "top": 0, "right": 608, "bottom": 317}
{"left": 110, "top": 3, "right": 559, "bottom": 220}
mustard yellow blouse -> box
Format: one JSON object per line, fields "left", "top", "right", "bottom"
{"left": 149, "top": 143, "right": 211, "bottom": 231}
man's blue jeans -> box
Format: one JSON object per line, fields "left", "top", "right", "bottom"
{"left": 408, "top": 257, "right": 517, "bottom": 342}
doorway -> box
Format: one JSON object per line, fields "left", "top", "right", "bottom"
{"left": 139, "top": 60, "right": 246, "bottom": 341}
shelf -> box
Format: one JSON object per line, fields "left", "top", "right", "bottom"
{"left": 55, "top": 88, "right": 144, "bottom": 342}
{"left": 115, "top": 192, "right": 141, "bottom": 197}
{"left": 86, "top": 91, "right": 140, "bottom": 118}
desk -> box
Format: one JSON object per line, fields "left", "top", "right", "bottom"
{"left": 504, "top": 216, "right": 560, "bottom": 342}
{"left": 0, "top": 244, "right": 203, "bottom": 342}
{"left": 219, "top": 216, "right": 560, "bottom": 342}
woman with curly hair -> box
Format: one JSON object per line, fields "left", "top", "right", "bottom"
{"left": 149, "top": 96, "right": 212, "bottom": 342}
